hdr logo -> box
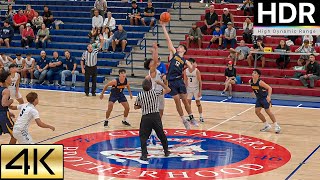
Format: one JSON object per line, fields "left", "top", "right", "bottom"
{"left": 254, "top": 0, "right": 320, "bottom": 26}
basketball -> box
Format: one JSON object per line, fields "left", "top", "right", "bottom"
{"left": 160, "top": 12, "right": 171, "bottom": 23}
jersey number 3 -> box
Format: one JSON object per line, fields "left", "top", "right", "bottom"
{"left": 189, "top": 78, "right": 193, "bottom": 82}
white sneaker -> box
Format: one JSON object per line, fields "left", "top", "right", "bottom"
{"left": 199, "top": 0, "right": 203, "bottom": 3}
{"left": 260, "top": 124, "right": 272, "bottom": 132}
{"left": 183, "top": 120, "right": 191, "bottom": 130}
{"left": 275, "top": 126, "right": 281, "bottom": 134}
{"left": 190, "top": 117, "right": 199, "bottom": 127}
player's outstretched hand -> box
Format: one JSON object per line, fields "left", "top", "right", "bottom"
{"left": 159, "top": 20, "right": 167, "bottom": 26}
{"left": 50, "top": 126, "right": 55, "bottom": 131}
{"left": 100, "top": 93, "right": 104, "bottom": 100}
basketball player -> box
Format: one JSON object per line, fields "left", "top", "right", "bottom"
{"left": 13, "top": 53, "right": 25, "bottom": 74}
{"left": 250, "top": 69, "right": 281, "bottom": 134}
{"left": 8, "top": 64, "right": 24, "bottom": 104}
{"left": 11, "top": 92, "right": 55, "bottom": 144}
{"left": 0, "top": 70, "right": 17, "bottom": 144}
{"left": 144, "top": 42, "right": 166, "bottom": 118}
{"left": 22, "top": 53, "right": 35, "bottom": 84}
{"left": 0, "top": 53, "right": 14, "bottom": 71}
{"left": 161, "top": 21, "right": 197, "bottom": 129}
{"left": 184, "top": 58, "right": 204, "bottom": 122}
{"left": 100, "top": 69, "right": 133, "bottom": 127}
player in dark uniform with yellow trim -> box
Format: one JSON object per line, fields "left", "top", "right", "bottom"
{"left": 0, "top": 70, "right": 17, "bottom": 144}
{"left": 100, "top": 69, "right": 133, "bottom": 127}
{"left": 250, "top": 69, "right": 281, "bottom": 134}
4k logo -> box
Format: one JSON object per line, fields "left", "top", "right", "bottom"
{"left": 0, "top": 145, "right": 63, "bottom": 179}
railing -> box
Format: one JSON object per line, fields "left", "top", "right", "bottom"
{"left": 139, "top": 37, "right": 147, "bottom": 60}
{"left": 151, "top": 24, "right": 159, "bottom": 45}
{"left": 125, "top": 52, "right": 134, "bottom": 77}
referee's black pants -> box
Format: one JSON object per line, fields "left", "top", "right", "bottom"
{"left": 85, "top": 65, "right": 97, "bottom": 95}
{"left": 139, "top": 112, "right": 168, "bottom": 157}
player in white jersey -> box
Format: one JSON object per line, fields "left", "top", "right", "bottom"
{"left": 13, "top": 53, "right": 25, "bottom": 73}
{"left": 22, "top": 53, "right": 35, "bottom": 84}
{"left": 11, "top": 92, "right": 55, "bottom": 144}
{"left": 8, "top": 64, "right": 24, "bottom": 104}
{"left": 144, "top": 42, "right": 166, "bottom": 118}
{"left": 0, "top": 53, "right": 14, "bottom": 71}
{"left": 184, "top": 58, "right": 204, "bottom": 122}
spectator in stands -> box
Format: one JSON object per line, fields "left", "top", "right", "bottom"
{"left": 13, "top": 9, "right": 28, "bottom": 35}
{"left": 0, "top": 20, "right": 14, "bottom": 48}
{"left": 34, "top": 51, "right": 49, "bottom": 85}
{"left": 112, "top": 25, "right": 127, "bottom": 53}
{"left": 43, "top": 5, "right": 54, "bottom": 28}
{"left": 220, "top": 8, "right": 234, "bottom": 34}
{"left": 243, "top": 17, "right": 253, "bottom": 44}
{"left": 302, "top": 35, "right": 313, "bottom": 45}
{"left": 299, "top": 54, "right": 320, "bottom": 88}
{"left": 241, "top": 0, "right": 254, "bottom": 16}
{"left": 221, "top": 61, "right": 236, "bottom": 99}
{"left": 200, "top": 5, "right": 218, "bottom": 35}
{"left": 5, "top": 4, "right": 16, "bottom": 24}
{"left": 61, "top": 50, "right": 79, "bottom": 89}
{"left": 102, "top": 27, "right": 114, "bottom": 52}
{"left": 128, "top": 1, "right": 141, "bottom": 26}
{"left": 47, "top": 51, "right": 64, "bottom": 86}
{"left": 247, "top": 37, "right": 266, "bottom": 68}
{"left": 14, "top": 53, "right": 25, "bottom": 74}
{"left": 223, "top": 22, "right": 236, "bottom": 49}
{"left": 275, "top": 40, "right": 290, "bottom": 69}
{"left": 228, "top": 40, "right": 250, "bottom": 65}
{"left": 24, "top": 4, "right": 36, "bottom": 24}
{"left": 21, "top": 53, "right": 35, "bottom": 84}
{"left": 315, "top": 35, "right": 320, "bottom": 47}
{"left": 88, "top": 28, "right": 102, "bottom": 44}
{"left": 92, "top": 33, "right": 103, "bottom": 51}
{"left": 295, "top": 39, "right": 315, "bottom": 66}
{"left": 187, "top": 23, "right": 202, "bottom": 49}
{"left": 103, "top": 12, "right": 116, "bottom": 32}
{"left": 21, "top": 23, "right": 35, "bottom": 49}
{"left": 207, "top": 26, "right": 223, "bottom": 49}
{"left": 91, "top": 0, "right": 107, "bottom": 18}
{"left": 35, "top": 23, "right": 50, "bottom": 50}
{"left": 32, "top": 11, "right": 43, "bottom": 33}
{"left": 141, "top": 0, "right": 155, "bottom": 27}
{"left": 0, "top": 53, "right": 14, "bottom": 71}
{"left": 92, "top": 9, "right": 104, "bottom": 31}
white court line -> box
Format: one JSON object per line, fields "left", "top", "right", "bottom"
{"left": 20, "top": 88, "right": 320, "bottom": 110}
{"left": 207, "top": 106, "right": 255, "bottom": 131}
{"left": 297, "top": 104, "right": 303, "bottom": 107}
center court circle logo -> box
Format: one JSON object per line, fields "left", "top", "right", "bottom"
{"left": 55, "top": 129, "right": 291, "bottom": 179}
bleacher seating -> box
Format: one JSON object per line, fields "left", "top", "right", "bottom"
{"left": 0, "top": 0, "right": 172, "bottom": 84}
{"left": 182, "top": 4, "right": 320, "bottom": 97}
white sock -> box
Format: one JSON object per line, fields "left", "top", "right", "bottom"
{"left": 181, "top": 116, "right": 186, "bottom": 122}
{"left": 123, "top": 117, "right": 127, "bottom": 122}
{"left": 199, "top": 113, "right": 203, "bottom": 118}
{"left": 274, "top": 122, "right": 279, "bottom": 126}
{"left": 264, "top": 122, "right": 270, "bottom": 126}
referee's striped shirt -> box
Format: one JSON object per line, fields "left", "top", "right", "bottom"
{"left": 135, "top": 90, "right": 162, "bottom": 115}
{"left": 81, "top": 49, "right": 99, "bottom": 67}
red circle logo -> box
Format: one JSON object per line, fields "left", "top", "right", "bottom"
{"left": 55, "top": 129, "right": 291, "bottom": 179}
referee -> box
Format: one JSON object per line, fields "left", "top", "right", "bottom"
{"left": 81, "top": 44, "right": 99, "bottom": 96}
{"left": 134, "top": 78, "right": 171, "bottom": 161}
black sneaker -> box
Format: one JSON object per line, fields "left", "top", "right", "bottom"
{"left": 85, "top": 93, "right": 89, "bottom": 96}
{"left": 92, "top": 93, "right": 96, "bottom": 96}
{"left": 71, "top": 84, "right": 75, "bottom": 89}
{"left": 122, "top": 121, "right": 131, "bottom": 126}
{"left": 140, "top": 155, "right": 148, "bottom": 161}
{"left": 164, "top": 151, "right": 171, "bottom": 157}
{"left": 104, "top": 121, "right": 109, "bottom": 127}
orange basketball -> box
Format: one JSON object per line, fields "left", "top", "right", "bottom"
{"left": 160, "top": 12, "right": 171, "bottom": 23}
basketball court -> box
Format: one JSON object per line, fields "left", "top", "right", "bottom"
{"left": 1, "top": 88, "right": 319, "bottom": 180}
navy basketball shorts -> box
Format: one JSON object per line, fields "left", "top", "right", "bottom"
{"left": 0, "top": 111, "right": 14, "bottom": 135}
{"left": 255, "top": 98, "right": 271, "bottom": 109}
{"left": 109, "top": 93, "right": 128, "bottom": 103}
{"left": 168, "top": 79, "right": 187, "bottom": 96}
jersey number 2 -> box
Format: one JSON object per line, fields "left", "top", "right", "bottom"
{"left": 189, "top": 78, "right": 193, "bottom": 82}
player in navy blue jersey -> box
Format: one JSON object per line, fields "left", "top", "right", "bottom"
{"left": 250, "top": 69, "right": 281, "bottom": 134}
{"left": 100, "top": 69, "right": 133, "bottom": 127}
{"left": 161, "top": 21, "right": 197, "bottom": 130}
{"left": 0, "top": 70, "right": 17, "bottom": 144}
